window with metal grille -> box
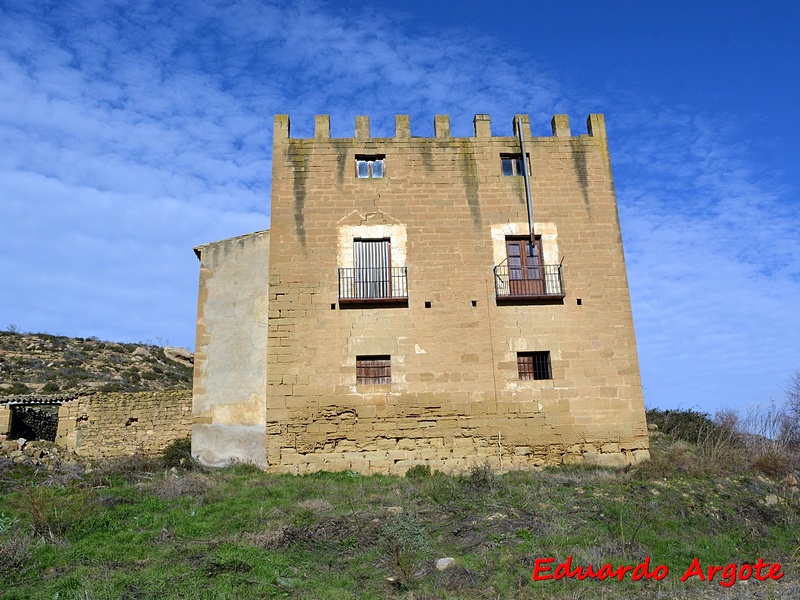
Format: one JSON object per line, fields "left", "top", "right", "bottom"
{"left": 500, "top": 153, "right": 529, "bottom": 176}
{"left": 355, "top": 154, "right": 385, "bottom": 178}
{"left": 517, "top": 351, "right": 552, "bottom": 380}
{"left": 356, "top": 355, "right": 391, "bottom": 385}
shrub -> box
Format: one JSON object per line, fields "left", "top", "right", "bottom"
{"left": 161, "top": 437, "right": 197, "bottom": 470}
{"left": 0, "top": 382, "right": 30, "bottom": 396}
{"left": 646, "top": 408, "right": 719, "bottom": 444}
{"left": 464, "top": 461, "right": 501, "bottom": 493}
{"left": 405, "top": 464, "right": 432, "bottom": 479}
{"left": 751, "top": 450, "right": 794, "bottom": 478}
{"left": 381, "top": 514, "right": 432, "bottom": 582}
{"left": 99, "top": 382, "right": 127, "bottom": 392}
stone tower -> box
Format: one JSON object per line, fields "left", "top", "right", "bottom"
{"left": 192, "top": 113, "right": 650, "bottom": 473}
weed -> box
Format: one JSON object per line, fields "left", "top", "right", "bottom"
{"left": 380, "top": 513, "right": 432, "bottom": 582}
{"left": 0, "top": 382, "right": 30, "bottom": 396}
{"left": 405, "top": 464, "right": 432, "bottom": 479}
{"left": 90, "top": 453, "right": 160, "bottom": 484}
{"left": 153, "top": 472, "right": 214, "bottom": 500}
{"left": 0, "top": 512, "right": 18, "bottom": 534}
{"left": 11, "top": 486, "right": 87, "bottom": 542}
{"left": 0, "top": 532, "right": 32, "bottom": 572}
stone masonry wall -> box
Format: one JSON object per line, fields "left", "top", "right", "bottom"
{"left": 57, "top": 390, "right": 192, "bottom": 458}
{"left": 0, "top": 404, "right": 9, "bottom": 435}
{"left": 261, "top": 113, "right": 650, "bottom": 475}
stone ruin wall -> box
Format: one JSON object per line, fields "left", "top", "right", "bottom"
{"left": 54, "top": 390, "right": 192, "bottom": 457}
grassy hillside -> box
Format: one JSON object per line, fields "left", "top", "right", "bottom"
{"left": 0, "top": 330, "right": 192, "bottom": 395}
{"left": 1, "top": 431, "right": 798, "bottom": 599}
{"left": 1, "top": 330, "right": 797, "bottom": 597}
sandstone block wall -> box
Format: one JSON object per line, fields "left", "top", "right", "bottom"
{"left": 259, "top": 113, "right": 650, "bottom": 474}
{"left": 56, "top": 390, "right": 192, "bottom": 457}
{"left": 0, "top": 405, "right": 9, "bottom": 434}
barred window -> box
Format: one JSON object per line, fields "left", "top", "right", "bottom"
{"left": 517, "top": 351, "right": 552, "bottom": 380}
{"left": 356, "top": 355, "right": 391, "bottom": 385}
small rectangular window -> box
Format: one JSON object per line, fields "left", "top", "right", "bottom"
{"left": 356, "top": 355, "right": 391, "bottom": 385}
{"left": 517, "top": 351, "right": 552, "bottom": 380}
{"left": 355, "top": 155, "right": 385, "bottom": 178}
{"left": 500, "top": 153, "right": 529, "bottom": 176}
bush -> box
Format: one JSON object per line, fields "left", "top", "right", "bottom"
{"left": 99, "top": 382, "right": 127, "bottom": 392}
{"left": 0, "top": 382, "right": 30, "bottom": 396}
{"left": 405, "top": 464, "right": 432, "bottom": 479}
{"left": 646, "top": 408, "right": 719, "bottom": 444}
{"left": 381, "top": 514, "right": 432, "bottom": 582}
{"left": 0, "top": 533, "right": 31, "bottom": 572}
{"left": 463, "top": 461, "right": 501, "bottom": 493}
{"left": 161, "top": 437, "right": 197, "bottom": 470}
{"left": 752, "top": 449, "right": 794, "bottom": 478}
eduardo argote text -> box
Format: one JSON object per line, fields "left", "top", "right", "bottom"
{"left": 532, "top": 556, "right": 784, "bottom": 587}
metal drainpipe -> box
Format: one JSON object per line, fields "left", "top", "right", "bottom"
{"left": 516, "top": 116, "right": 535, "bottom": 246}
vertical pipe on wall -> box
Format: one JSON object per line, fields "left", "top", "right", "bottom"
{"left": 515, "top": 116, "right": 535, "bottom": 245}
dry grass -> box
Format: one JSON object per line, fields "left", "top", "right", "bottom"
{"left": 152, "top": 472, "right": 214, "bottom": 500}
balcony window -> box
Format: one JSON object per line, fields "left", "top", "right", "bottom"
{"left": 339, "top": 239, "right": 408, "bottom": 304}
{"left": 494, "top": 236, "right": 564, "bottom": 300}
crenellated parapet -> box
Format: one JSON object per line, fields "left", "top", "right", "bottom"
{"left": 274, "top": 113, "right": 607, "bottom": 141}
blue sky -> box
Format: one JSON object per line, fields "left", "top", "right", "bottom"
{"left": 1, "top": 0, "right": 798, "bottom": 414}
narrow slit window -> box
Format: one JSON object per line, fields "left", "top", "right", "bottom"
{"left": 517, "top": 351, "right": 552, "bottom": 381}
{"left": 355, "top": 155, "right": 385, "bottom": 178}
{"left": 356, "top": 355, "right": 391, "bottom": 385}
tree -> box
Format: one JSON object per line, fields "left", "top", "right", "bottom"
{"left": 788, "top": 370, "right": 800, "bottom": 417}
{"left": 783, "top": 370, "right": 800, "bottom": 450}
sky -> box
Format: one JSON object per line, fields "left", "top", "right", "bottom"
{"left": 1, "top": 0, "right": 798, "bottom": 415}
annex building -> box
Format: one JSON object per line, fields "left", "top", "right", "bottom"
{"left": 191, "top": 113, "right": 650, "bottom": 473}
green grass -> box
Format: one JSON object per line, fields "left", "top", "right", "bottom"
{"left": 1, "top": 441, "right": 799, "bottom": 599}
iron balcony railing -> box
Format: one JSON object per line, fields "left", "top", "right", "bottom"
{"left": 494, "top": 264, "right": 565, "bottom": 299}
{"left": 338, "top": 267, "right": 408, "bottom": 303}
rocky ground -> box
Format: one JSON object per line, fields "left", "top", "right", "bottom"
{"left": 0, "top": 436, "right": 80, "bottom": 469}
{"left": 0, "top": 330, "right": 192, "bottom": 395}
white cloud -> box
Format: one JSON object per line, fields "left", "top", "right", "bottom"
{"left": 0, "top": 0, "right": 796, "bottom": 413}
{"left": 612, "top": 107, "right": 800, "bottom": 412}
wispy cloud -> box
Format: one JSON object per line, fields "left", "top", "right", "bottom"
{"left": 612, "top": 107, "right": 800, "bottom": 410}
{"left": 0, "top": 0, "right": 796, "bottom": 412}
